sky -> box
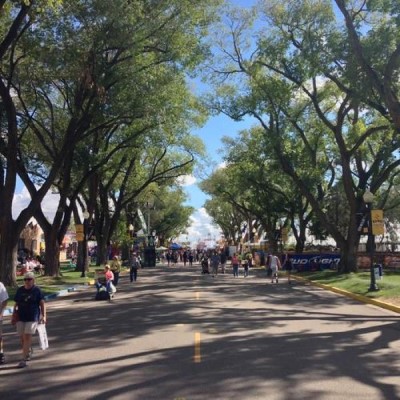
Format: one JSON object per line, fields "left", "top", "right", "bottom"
{"left": 177, "top": 114, "right": 253, "bottom": 246}
{"left": 12, "top": 0, "right": 257, "bottom": 248}
{"left": 175, "top": 0, "right": 257, "bottom": 246}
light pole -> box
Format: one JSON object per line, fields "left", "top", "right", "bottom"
{"left": 81, "top": 210, "right": 90, "bottom": 278}
{"left": 128, "top": 223, "right": 134, "bottom": 248}
{"left": 144, "top": 201, "right": 155, "bottom": 267}
{"left": 363, "top": 189, "right": 379, "bottom": 291}
{"left": 146, "top": 201, "right": 154, "bottom": 235}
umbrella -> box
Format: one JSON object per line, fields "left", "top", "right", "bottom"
{"left": 169, "top": 243, "right": 182, "bottom": 250}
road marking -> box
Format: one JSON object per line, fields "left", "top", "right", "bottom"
{"left": 194, "top": 332, "right": 201, "bottom": 363}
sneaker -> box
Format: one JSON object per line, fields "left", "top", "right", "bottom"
{"left": 25, "top": 347, "right": 33, "bottom": 361}
{"left": 17, "top": 360, "right": 27, "bottom": 368}
{"left": 0, "top": 353, "right": 5, "bottom": 364}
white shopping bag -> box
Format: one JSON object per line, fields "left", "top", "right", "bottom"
{"left": 37, "top": 323, "right": 49, "bottom": 350}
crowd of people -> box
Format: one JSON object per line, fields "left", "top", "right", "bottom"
{"left": 17, "top": 250, "right": 44, "bottom": 275}
{"left": 0, "top": 246, "right": 294, "bottom": 368}
{"left": 160, "top": 248, "right": 293, "bottom": 283}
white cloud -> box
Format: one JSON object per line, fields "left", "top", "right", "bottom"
{"left": 216, "top": 161, "right": 227, "bottom": 170}
{"left": 13, "top": 186, "right": 219, "bottom": 249}
{"left": 176, "top": 174, "right": 196, "bottom": 186}
{"left": 13, "top": 186, "right": 59, "bottom": 221}
{"left": 177, "top": 207, "right": 222, "bottom": 247}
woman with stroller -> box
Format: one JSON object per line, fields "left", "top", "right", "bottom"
{"left": 104, "top": 265, "right": 114, "bottom": 291}
{"left": 95, "top": 265, "right": 116, "bottom": 299}
{"left": 201, "top": 254, "right": 209, "bottom": 274}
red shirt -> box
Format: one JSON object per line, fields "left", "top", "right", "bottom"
{"left": 105, "top": 270, "right": 114, "bottom": 281}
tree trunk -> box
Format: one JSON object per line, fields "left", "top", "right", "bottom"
{"left": 43, "top": 229, "right": 61, "bottom": 276}
{"left": 337, "top": 225, "right": 359, "bottom": 273}
{"left": 44, "top": 242, "right": 61, "bottom": 277}
{"left": 77, "top": 239, "right": 90, "bottom": 277}
{"left": 96, "top": 234, "right": 109, "bottom": 265}
{"left": 0, "top": 230, "right": 19, "bottom": 287}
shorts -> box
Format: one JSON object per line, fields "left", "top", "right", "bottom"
{"left": 16, "top": 321, "right": 38, "bottom": 335}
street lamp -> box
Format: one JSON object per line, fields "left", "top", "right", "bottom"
{"left": 363, "top": 189, "right": 379, "bottom": 291}
{"left": 146, "top": 201, "right": 154, "bottom": 235}
{"left": 80, "top": 210, "right": 90, "bottom": 277}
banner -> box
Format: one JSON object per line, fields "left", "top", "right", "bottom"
{"left": 371, "top": 209, "right": 384, "bottom": 236}
{"left": 289, "top": 254, "right": 340, "bottom": 272}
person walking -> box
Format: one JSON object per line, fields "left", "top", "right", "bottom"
{"left": 0, "top": 280, "right": 9, "bottom": 364}
{"left": 166, "top": 251, "right": 171, "bottom": 267}
{"left": 188, "top": 251, "right": 194, "bottom": 267}
{"left": 231, "top": 253, "right": 240, "bottom": 277}
{"left": 242, "top": 255, "right": 249, "bottom": 277}
{"left": 201, "top": 254, "right": 209, "bottom": 274}
{"left": 282, "top": 253, "right": 293, "bottom": 284}
{"left": 210, "top": 251, "right": 220, "bottom": 277}
{"left": 13, "top": 272, "right": 46, "bottom": 368}
{"left": 130, "top": 252, "right": 141, "bottom": 282}
{"left": 268, "top": 253, "right": 281, "bottom": 283}
{"left": 219, "top": 251, "right": 227, "bottom": 274}
{"left": 110, "top": 255, "right": 121, "bottom": 286}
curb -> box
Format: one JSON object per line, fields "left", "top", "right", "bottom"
{"left": 294, "top": 275, "right": 400, "bottom": 314}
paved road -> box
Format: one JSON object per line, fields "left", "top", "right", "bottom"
{"left": 1, "top": 265, "right": 400, "bottom": 400}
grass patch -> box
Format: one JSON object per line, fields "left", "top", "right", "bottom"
{"left": 296, "top": 269, "right": 400, "bottom": 303}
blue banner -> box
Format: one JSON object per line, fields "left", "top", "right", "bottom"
{"left": 289, "top": 253, "right": 340, "bottom": 272}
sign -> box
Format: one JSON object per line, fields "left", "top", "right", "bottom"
{"left": 289, "top": 253, "right": 340, "bottom": 272}
{"left": 371, "top": 209, "right": 384, "bottom": 236}
{"left": 75, "top": 224, "right": 84, "bottom": 234}
{"left": 76, "top": 233, "right": 84, "bottom": 241}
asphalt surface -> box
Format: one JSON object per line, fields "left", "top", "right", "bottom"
{"left": 1, "top": 265, "right": 400, "bottom": 400}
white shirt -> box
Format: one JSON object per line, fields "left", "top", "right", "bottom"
{"left": 270, "top": 255, "right": 279, "bottom": 270}
{"left": 0, "top": 282, "right": 9, "bottom": 319}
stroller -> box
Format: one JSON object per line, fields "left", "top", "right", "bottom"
{"left": 201, "top": 257, "right": 210, "bottom": 274}
{"left": 95, "top": 277, "right": 115, "bottom": 301}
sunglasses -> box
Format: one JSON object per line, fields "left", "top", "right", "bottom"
{"left": 24, "top": 278, "right": 33, "bottom": 281}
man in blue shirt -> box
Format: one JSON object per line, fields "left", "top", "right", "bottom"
{"left": 14, "top": 272, "right": 46, "bottom": 368}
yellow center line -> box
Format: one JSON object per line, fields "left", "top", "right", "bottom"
{"left": 194, "top": 332, "right": 201, "bottom": 363}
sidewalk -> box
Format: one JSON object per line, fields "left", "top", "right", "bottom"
{"left": 293, "top": 274, "right": 400, "bottom": 314}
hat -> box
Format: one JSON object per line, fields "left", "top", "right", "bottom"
{"left": 24, "top": 272, "right": 35, "bottom": 280}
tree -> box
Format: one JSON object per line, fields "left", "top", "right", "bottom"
{"left": 335, "top": 0, "right": 400, "bottom": 132}
{"left": 0, "top": 1, "right": 64, "bottom": 285}
{"left": 205, "top": 1, "right": 400, "bottom": 272}
{"left": 0, "top": 0, "right": 222, "bottom": 284}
